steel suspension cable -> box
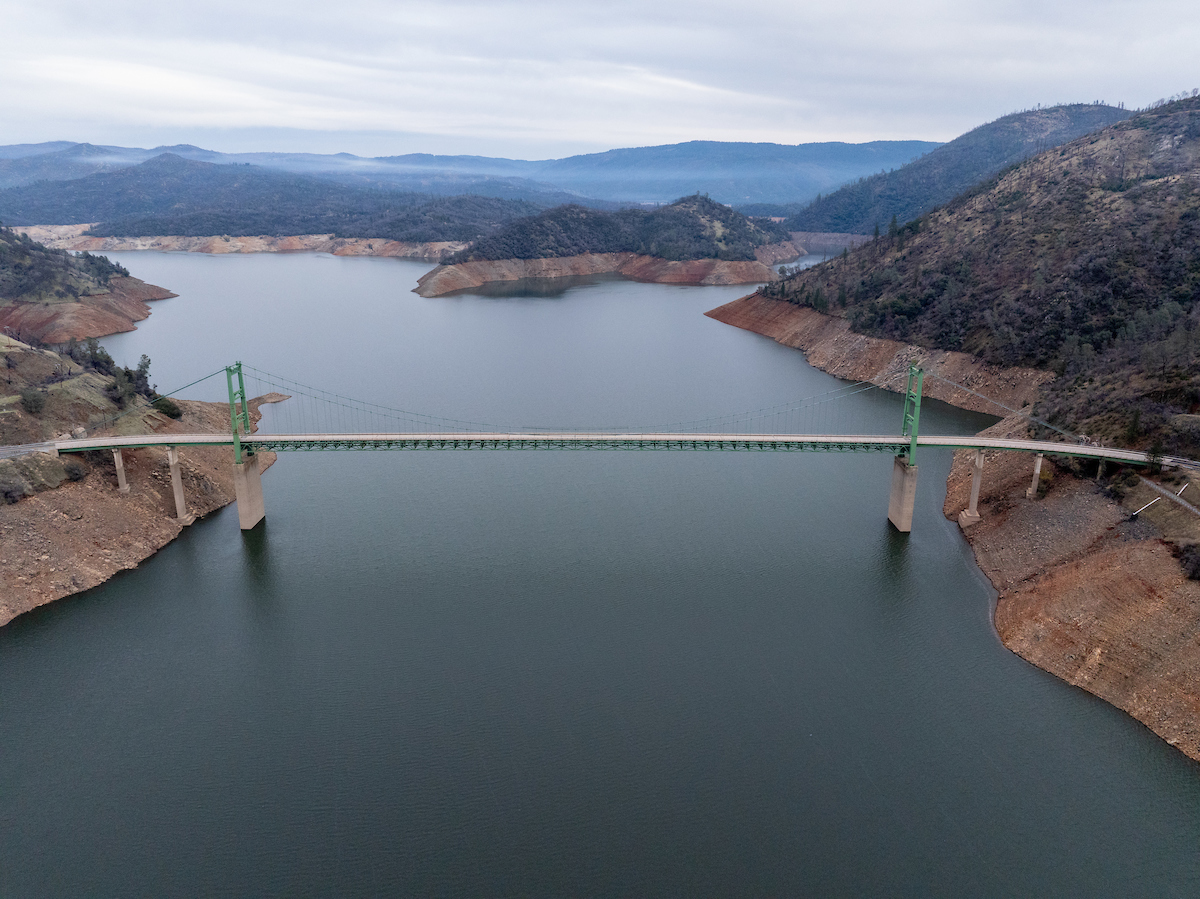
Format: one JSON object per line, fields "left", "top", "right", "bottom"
{"left": 923, "top": 371, "right": 1077, "bottom": 440}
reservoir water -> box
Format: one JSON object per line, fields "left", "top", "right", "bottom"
{"left": 3, "top": 253, "right": 1200, "bottom": 896}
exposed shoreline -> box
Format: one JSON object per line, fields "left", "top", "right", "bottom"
{"left": 14, "top": 224, "right": 466, "bottom": 263}
{"left": 7, "top": 225, "right": 465, "bottom": 344}
{"left": 0, "top": 275, "right": 177, "bottom": 344}
{"left": 706, "top": 290, "right": 1200, "bottom": 762}
{"left": 0, "top": 395, "right": 279, "bottom": 627}
{"left": 414, "top": 251, "right": 784, "bottom": 298}
{"left": 704, "top": 292, "right": 1054, "bottom": 413}
{"left": 16, "top": 225, "right": 806, "bottom": 302}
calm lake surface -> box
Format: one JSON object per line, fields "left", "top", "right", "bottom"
{"left": 3, "top": 253, "right": 1200, "bottom": 896}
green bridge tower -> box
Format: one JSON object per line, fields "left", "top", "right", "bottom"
{"left": 888, "top": 363, "right": 924, "bottom": 532}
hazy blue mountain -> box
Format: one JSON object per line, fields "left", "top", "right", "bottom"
{"left": 357, "top": 141, "right": 941, "bottom": 204}
{"left": 0, "top": 153, "right": 543, "bottom": 243}
{"left": 0, "top": 138, "right": 942, "bottom": 206}
{"left": 0, "top": 143, "right": 145, "bottom": 189}
{"left": 0, "top": 154, "right": 365, "bottom": 224}
{"left": 518, "top": 140, "right": 940, "bottom": 204}
{"left": 0, "top": 141, "right": 78, "bottom": 160}
{"left": 784, "top": 103, "right": 1133, "bottom": 234}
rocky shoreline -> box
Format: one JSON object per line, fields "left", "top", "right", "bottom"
{"left": 16, "top": 225, "right": 800, "bottom": 301}
{"left": 705, "top": 292, "right": 1053, "bottom": 412}
{"left": 0, "top": 276, "right": 177, "bottom": 344}
{"left": 414, "top": 252, "right": 782, "bottom": 298}
{"left": 0, "top": 396, "right": 278, "bottom": 627}
{"left": 707, "top": 290, "right": 1200, "bottom": 762}
{"left": 14, "top": 225, "right": 466, "bottom": 263}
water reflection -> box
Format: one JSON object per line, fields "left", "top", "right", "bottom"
{"left": 240, "top": 521, "right": 272, "bottom": 590}
{"left": 444, "top": 272, "right": 624, "bottom": 298}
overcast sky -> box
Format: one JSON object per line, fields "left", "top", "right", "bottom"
{"left": 2, "top": 0, "right": 1197, "bottom": 159}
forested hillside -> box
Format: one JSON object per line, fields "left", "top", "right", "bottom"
{"left": 784, "top": 104, "right": 1131, "bottom": 234}
{"left": 0, "top": 155, "right": 541, "bottom": 243}
{"left": 0, "top": 226, "right": 127, "bottom": 303}
{"left": 761, "top": 97, "right": 1200, "bottom": 452}
{"left": 449, "top": 195, "right": 789, "bottom": 263}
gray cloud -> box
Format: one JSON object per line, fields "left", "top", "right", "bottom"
{"left": 2, "top": 0, "right": 1196, "bottom": 157}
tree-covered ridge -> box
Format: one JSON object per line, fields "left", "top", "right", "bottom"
{"left": 0, "top": 225, "right": 128, "bottom": 304}
{"left": 89, "top": 193, "right": 541, "bottom": 245}
{"left": 784, "top": 104, "right": 1132, "bottom": 235}
{"left": 761, "top": 96, "right": 1200, "bottom": 452}
{"left": 0, "top": 155, "right": 543, "bottom": 244}
{"left": 449, "top": 195, "right": 790, "bottom": 263}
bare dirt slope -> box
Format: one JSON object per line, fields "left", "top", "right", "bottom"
{"left": 17, "top": 225, "right": 466, "bottom": 262}
{"left": 0, "top": 397, "right": 275, "bottom": 626}
{"left": 706, "top": 293, "right": 1053, "bottom": 413}
{"left": 0, "top": 275, "right": 176, "bottom": 344}
{"left": 944, "top": 416, "right": 1200, "bottom": 760}
{"left": 415, "top": 253, "right": 780, "bottom": 297}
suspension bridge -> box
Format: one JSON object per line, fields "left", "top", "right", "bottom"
{"left": 29, "top": 362, "right": 1196, "bottom": 533}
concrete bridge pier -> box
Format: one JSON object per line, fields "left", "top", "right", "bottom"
{"left": 958, "top": 449, "right": 985, "bottom": 527}
{"left": 111, "top": 448, "right": 130, "bottom": 494}
{"left": 1026, "top": 453, "right": 1044, "bottom": 499}
{"left": 166, "top": 447, "right": 195, "bottom": 525}
{"left": 888, "top": 455, "right": 919, "bottom": 532}
{"left": 233, "top": 453, "right": 265, "bottom": 530}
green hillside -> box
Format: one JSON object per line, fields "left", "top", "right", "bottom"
{"left": 450, "top": 195, "right": 789, "bottom": 263}
{"left": 785, "top": 104, "right": 1131, "bottom": 234}
{"left": 0, "top": 225, "right": 127, "bottom": 304}
{"left": 761, "top": 97, "right": 1200, "bottom": 453}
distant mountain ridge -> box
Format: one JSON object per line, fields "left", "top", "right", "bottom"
{"left": 781, "top": 103, "right": 1132, "bottom": 234}
{"left": 0, "top": 154, "right": 542, "bottom": 245}
{"left": 0, "top": 138, "right": 942, "bottom": 206}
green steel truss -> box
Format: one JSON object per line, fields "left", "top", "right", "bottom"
{"left": 900, "top": 363, "right": 924, "bottom": 462}
{"left": 250, "top": 436, "right": 912, "bottom": 453}
{"left": 54, "top": 433, "right": 1175, "bottom": 467}
{"left": 225, "top": 362, "right": 253, "bottom": 465}
{"left": 26, "top": 358, "right": 1119, "bottom": 467}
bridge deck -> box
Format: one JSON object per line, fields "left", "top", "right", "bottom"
{"left": 41, "top": 432, "right": 1194, "bottom": 468}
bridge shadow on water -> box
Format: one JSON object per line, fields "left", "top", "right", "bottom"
{"left": 239, "top": 521, "right": 281, "bottom": 624}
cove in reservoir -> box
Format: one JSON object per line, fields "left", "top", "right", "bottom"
{"left": 3, "top": 252, "right": 1200, "bottom": 896}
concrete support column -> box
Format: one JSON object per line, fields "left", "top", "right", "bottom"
{"left": 167, "top": 446, "right": 195, "bottom": 524}
{"left": 888, "top": 455, "right": 919, "bottom": 533}
{"left": 958, "top": 449, "right": 985, "bottom": 527}
{"left": 233, "top": 453, "right": 265, "bottom": 530}
{"left": 112, "top": 448, "right": 130, "bottom": 494}
{"left": 1026, "top": 453, "right": 1044, "bottom": 499}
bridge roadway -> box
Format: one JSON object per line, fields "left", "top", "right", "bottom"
{"left": 42, "top": 431, "right": 1199, "bottom": 469}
